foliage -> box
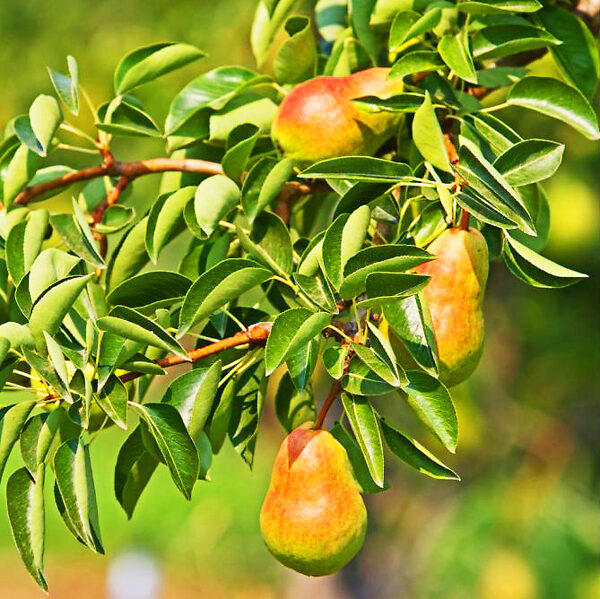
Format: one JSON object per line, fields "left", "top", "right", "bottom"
{"left": 0, "top": 0, "right": 597, "bottom": 589}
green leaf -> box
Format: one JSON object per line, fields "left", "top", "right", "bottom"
{"left": 50, "top": 213, "right": 105, "bottom": 268}
{"left": 179, "top": 258, "right": 271, "bottom": 335}
{"left": 438, "top": 34, "right": 477, "bottom": 84}
{"left": 455, "top": 189, "right": 519, "bottom": 229}
{"left": 389, "top": 52, "right": 445, "bottom": 81}
{"left": 114, "top": 427, "right": 159, "bottom": 519}
{"left": 389, "top": 8, "right": 441, "bottom": 51}
{"left": 6, "top": 466, "right": 47, "bottom": 591}
{"left": 402, "top": 370, "right": 457, "bottom": 453}
{"left": 413, "top": 91, "right": 451, "bottom": 172}
{"left": 237, "top": 211, "right": 293, "bottom": 277}
{"left": 95, "top": 374, "right": 128, "bottom": 429}
{"left": 351, "top": 343, "right": 401, "bottom": 387}
{"left": 43, "top": 332, "right": 70, "bottom": 393}
{"left": 29, "top": 249, "right": 81, "bottom": 303}
{"left": 29, "top": 274, "right": 94, "bottom": 347}
{"left": 133, "top": 402, "right": 200, "bottom": 498}
{"left": 3, "top": 144, "right": 43, "bottom": 206}
{"left": 251, "top": 0, "right": 300, "bottom": 66}
{"left": 107, "top": 217, "right": 150, "bottom": 290}
{"left": 471, "top": 25, "right": 560, "bottom": 61}
{"left": 242, "top": 157, "right": 295, "bottom": 222}
{"left": 353, "top": 92, "right": 425, "bottom": 113}
{"left": 209, "top": 95, "right": 277, "bottom": 142}
{"left": 222, "top": 124, "right": 260, "bottom": 182}
{"left": 342, "top": 357, "right": 398, "bottom": 396}
{"left": 275, "top": 371, "right": 315, "bottom": 431}
{"left": 295, "top": 271, "right": 337, "bottom": 312}
{"left": 95, "top": 204, "right": 135, "bottom": 234}
{"left": 96, "top": 99, "right": 161, "bottom": 138}
{"left": 265, "top": 308, "right": 330, "bottom": 375}
{"left": 506, "top": 76, "right": 600, "bottom": 140}
{"left": 341, "top": 393, "right": 384, "bottom": 487}
{"left": 323, "top": 344, "right": 349, "bottom": 380}
{"left": 334, "top": 181, "right": 392, "bottom": 217}
{"left": 457, "top": 0, "right": 542, "bottom": 15}
{"left": 98, "top": 306, "right": 187, "bottom": 359}
{"left": 322, "top": 206, "right": 371, "bottom": 289}
{"left": 340, "top": 245, "right": 433, "bottom": 299}
{"left": 53, "top": 439, "right": 104, "bottom": 553}
{"left": 286, "top": 338, "right": 318, "bottom": 393}
{"left": 114, "top": 42, "right": 205, "bottom": 94}
{"left": 300, "top": 156, "right": 412, "bottom": 182}
{"left": 0, "top": 323, "right": 35, "bottom": 351}
{"left": 380, "top": 419, "right": 460, "bottom": 480}
{"left": 107, "top": 271, "right": 192, "bottom": 312}
{"left": 351, "top": 0, "right": 379, "bottom": 60}
{"left": 503, "top": 234, "right": 587, "bottom": 288}
{"left": 208, "top": 379, "right": 236, "bottom": 454}
{"left": 454, "top": 140, "right": 535, "bottom": 234}
{"left": 536, "top": 6, "right": 600, "bottom": 99}
{"left": 275, "top": 16, "right": 318, "bottom": 84}
{"left": 0, "top": 401, "right": 37, "bottom": 483}
{"left": 47, "top": 55, "right": 79, "bottom": 115}
{"left": 493, "top": 139, "right": 564, "bottom": 186}
{"left": 161, "top": 362, "right": 222, "bottom": 439}
{"left": 359, "top": 272, "right": 430, "bottom": 308}
{"left": 29, "top": 95, "right": 62, "bottom": 156}
{"left": 6, "top": 210, "right": 49, "bottom": 285}
{"left": 194, "top": 175, "right": 240, "bottom": 237}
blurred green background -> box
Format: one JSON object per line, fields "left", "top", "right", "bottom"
{"left": 0, "top": 1, "right": 598, "bottom": 598}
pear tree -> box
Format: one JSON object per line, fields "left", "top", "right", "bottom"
{"left": 0, "top": 0, "right": 598, "bottom": 588}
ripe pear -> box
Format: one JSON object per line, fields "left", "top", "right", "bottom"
{"left": 414, "top": 227, "right": 489, "bottom": 387}
{"left": 260, "top": 425, "right": 367, "bottom": 576}
{"left": 272, "top": 68, "right": 404, "bottom": 164}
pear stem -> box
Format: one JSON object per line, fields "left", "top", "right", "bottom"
{"left": 314, "top": 380, "right": 343, "bottom": 430}
{"left": 459, "top": 209, "right": 470, "bottom": 231}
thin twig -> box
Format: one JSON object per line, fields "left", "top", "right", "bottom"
{"left": 314, "top": 380, "right": 343, "bottom": 430}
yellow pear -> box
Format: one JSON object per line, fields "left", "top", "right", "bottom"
{"left": 260, "top": 425, "right": 367, "bottom": 576}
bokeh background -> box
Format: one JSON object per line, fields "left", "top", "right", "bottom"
{"left": 0, "top": 1, "right": 598, "bottom": 598}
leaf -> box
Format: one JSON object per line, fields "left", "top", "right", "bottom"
{"left": 95, "top": 204, "right": 135, "bottom": 234}
{"left": 454, "top": 190, "right": 519, "bottom": 229}
{"left": 47, "top": 55, "right": 79, "bottom": 115}
{"left": 341, "top": 393, "right": 384, "bottom": 487}
{"left": 194, "top": 175, "right": 240, "bottom": 237}
{"left": 29, "top": 95, "right": 62, "bottom": 156}
{"left": 114, "top": 42, "right": 205, "bottom": 94}
{"left": 107, "top": 217, "right": 150, "bottom": 290}
{"left": 209, "top": 95, "right": 277, "bottom": 142}
{"left": 236, "top": 211, "right": 293, "bottom": 277}
{"left": 161, "top": 361, "right": 222, "bottom": 438}
{"left": 3, "top": 144, "right": 43, "bottom": 206}
{"left": 457, "top": 0, "right": 542, "bottom": 15}
{"left": 493, "top": 139, "right": 564, "bottom": 186}
{"left": 503, "top": 234, "right": 587, "bottom": 288}
{"left": 295, "top": 271, "right": 337, "bottom": 312}
{"left": 274, "top": 16, "right": 317, "bottom": 84}
{"left": 0, "top": 401, "right": 37, "bottom": 483}
{"left": 506, "top": 77, "right": 600, "bottom": 140}
{"left": 359, "top": 272, "right": 431, "bottom": 308}
{"left": 536, "top": 6, "right": 600, "bottom": 99}
{"left": 353, "top": 92, "right": 425, "bottom": 113}
{"left": 350, "top": 0, "right": 379, "bottom": 60}
{"left": 50, "top": 213, "right": 105, "bottom": 268}
{"left": 380, "top": 419, "right": 460, "bottom": 480}
{"left": 265, "top": 308, "right": 330, "bottom": 375}
{"left": 53, "top": 439, "right": 104, "bottom": 553}
{"left": 286, "top": 338, "right": 318, "bottom": 393}
{"left": 389, "top": 8, "right": 441, "bottom": 51}
{"left": 412, "top": 92, "right": 451, "bottom": 172}
{"left": 222, "top": 124, "right": 260, "bottom": 182}
{"left": 351, "top": 343, "right": 401, "bottom": 387}
{"left": 471, "top": 25, "right": 560, "bottom": 61}
{"left": 300, "top": 156, "right": 412, "bottom": 182}
{"left": 402, "top": 370, "right": 458, "bottom": 453}
{"left": 389, "top": 51, "right": 445, "bottom": 80}
{"left": 6, "top": 466, "right": 47, "bottom": 591}
{"left": 438, "top": 34, "right": 477, "bottom": 84}
{"left": 334, "top": 181, "right": 392, "bottom": 217}
{"left": 6, "top": 209, "right": 49, "bottom": 285}
{"left": 95, "top": 374, "right": 128, "bottom": 429}
{"left": 29, "top": 249, "right": 80, "bottom": 303}
{"left": 251, "top": 0, "right": 299, "bottom": 66}
{"left": 323, "top": 344, "right": 349, "bottom": 380}
{"left": 97, "top": 306, "right": 187, "bottom": 359}
{"left": 454, "top": 140, "right": 535, "bottom": 234}
{"left": 342, "top": 357, "right": 398, "bottom": 396}
{"left": 322, "top": 206, "right": 371, "bottom": 289}
{"left": 339, "top": 244, "right": 433, "bottom": 299}
{"left": 96, "top": 99, "right": 161, "bottom": 138}
{"left": 275, "top": 371, "right": 315, "bottom": 431}
{"left": 107, "top": 271, "right": 192, "bottom": 312}
{"left": 208, "top": 379, "right": 236, "bottom": 454}
{"left": 242, "top": 157, "right": 295, "bottom": 222}
{"left": 43, "top": 332, "right": 70, "bottom": 394}
{"left": 26, "top": 165, "right": 78, "bottom": 202}
{"left": 179, "top": 258, "right": 271, "bottom": 335}
{"left": 131, "top": 403, "right": 199, "bottom": 499}
{"left": 29, "top": 274, "right": 94, "bottom": 347}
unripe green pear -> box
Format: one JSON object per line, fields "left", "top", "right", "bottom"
{"left": 414, "top": 227, "right": 489, "bottom": 387}
{"left": 272, "top": 68, "right": 404, "bottom": 164}
{"left": 260, "top": 425, "right": 367, "bottom": 576}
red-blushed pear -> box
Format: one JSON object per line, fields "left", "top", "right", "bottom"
{"left": 272, "top": 68, "right": 404, "bottom": 164}
{"left": 414, "top": 227, "right": 489, "bottom": 387}
{"left": 260, "top": 424, "right": 367, "bottom": 576}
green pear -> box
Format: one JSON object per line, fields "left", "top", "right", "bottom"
{"left": 260, "top": 425, "right": 367, "bottom": 576}
{"left": 414, "top": 227, "right": 489, "bottom": 387}
{"left": 272, "top": 68, "right": 404, "bottom": 164}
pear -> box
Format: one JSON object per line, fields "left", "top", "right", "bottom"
{"left": 414, "top": 227, "right": 489, "bottom": 387}
{"left": 260, "top": 425, "right": 367, "bottom": 576}
{"left": 272, "top": 68, "right": 404, "bottom": 164}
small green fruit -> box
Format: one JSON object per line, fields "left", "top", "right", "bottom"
{"left": 260, "top": 425, "right": 367, "bottom": 576}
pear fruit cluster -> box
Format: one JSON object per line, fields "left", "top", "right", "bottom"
{"left": 260, "top": 426, "right": 367, "bottom": 576}
{"left": 272, "top": 68, "right": 403, "bottom": 164}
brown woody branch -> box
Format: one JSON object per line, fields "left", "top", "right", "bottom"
{"left": 314, "top": 379, "right": 343, "bottom": 430}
